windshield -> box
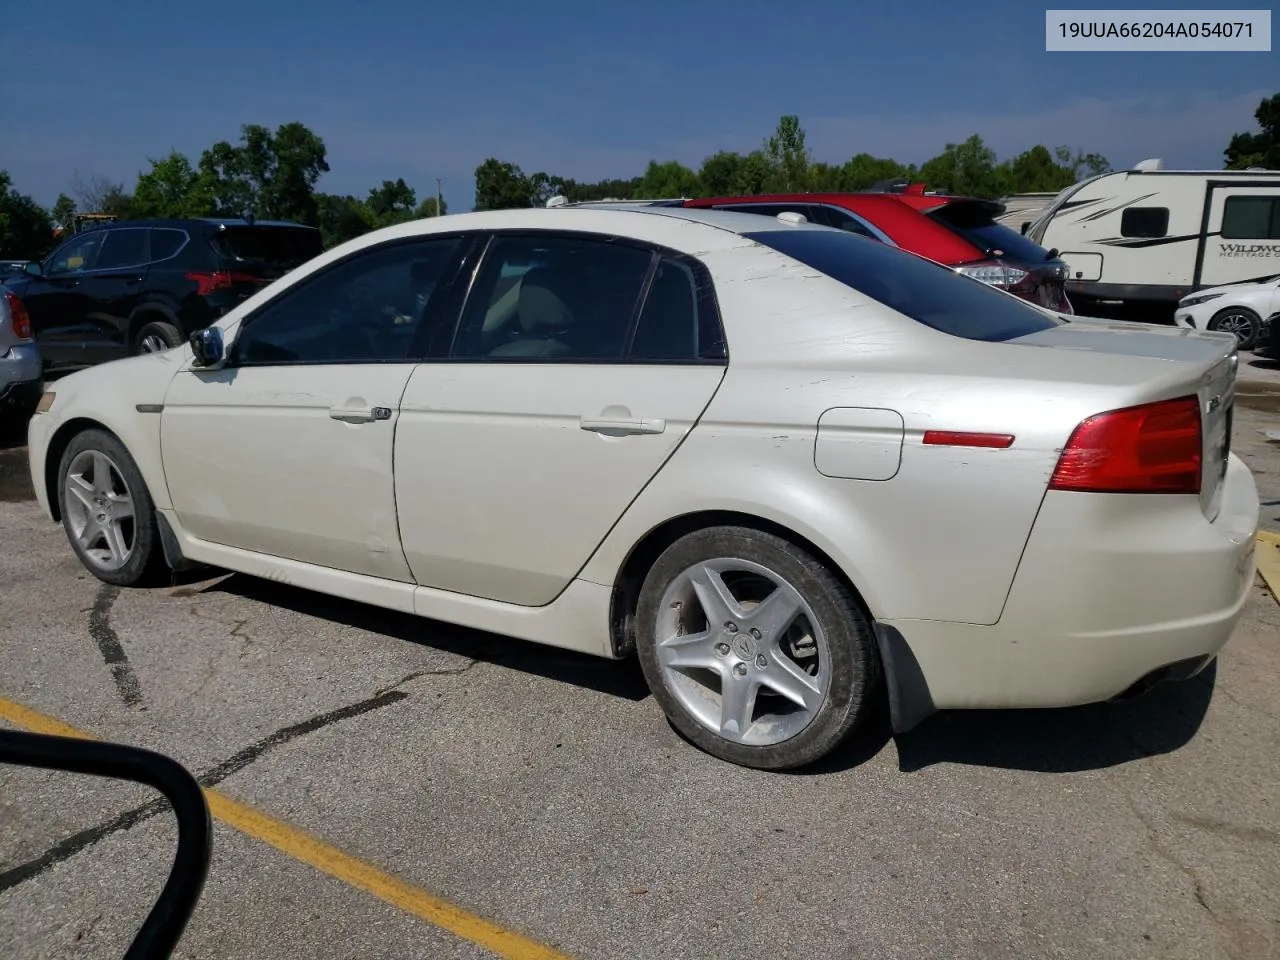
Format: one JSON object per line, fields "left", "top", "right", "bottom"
{"left": 743, "top": 227, "right": 1063, "bottom": 342}
{"left": 210, "top": 226, "right": 323, "bottom": 266}
{"left": 928, "top": 202, "right": 1060, "bottom": 263}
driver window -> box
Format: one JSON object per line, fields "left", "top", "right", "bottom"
{"left": 229, "top": 237, "right": 462, "bottom": 366}
{"left": 46, "top": 232, "right": 106, "bottom": 276}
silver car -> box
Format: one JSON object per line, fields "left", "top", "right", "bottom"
{"left": 0, "top": 286, "right": 42, "bottom": 424}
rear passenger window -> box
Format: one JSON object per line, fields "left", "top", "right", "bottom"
{"left": 1120, "top": 207, "right": 1169, "bottom": 239}
{"left": 150, "top": 228, "right": 187, "bottom": 261}
{"left": 1222, "top": 196, "right": 1280, "bottom": 240}
{"left": 451, "top": 235, "right": 652, "bottom": 361}
{"left": 629, "top": 255, "right": 727, "bottom": 362}
{"left": 95, "top": 228, "right": 149, "bottom": 269}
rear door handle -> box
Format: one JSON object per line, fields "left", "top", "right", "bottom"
{"left": 580, "top": 416, "right": 666, "bottom": 436}
{"left": 329, "top": 405, "right": 392, "bottom": 424}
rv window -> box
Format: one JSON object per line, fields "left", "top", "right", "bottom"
{"left": 1120, "top": 207, "right": 1169, "bottom": 239}
{"left": 1221, "top": 196, "right": 1280, "bottom": 240}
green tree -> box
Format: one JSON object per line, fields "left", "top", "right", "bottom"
{"left": 698, "top": 151, "right": 747, "bottom": 196}
{"left": 71, "top": 173, "right": 134, "bottom": 218}
{"left": 636, "top": 160, "right": 699, "bottom": 198}
{"left": 1224, "top": 93, "right": 1279, "bottom": 169}
{"left": 763, "top": 115, "right": 811, "bottom": 192}
{"left": 198, "top": 122, "right": 329, "bottom": 224}
{"left": 473, "top": 159, "right": 539, "bottom": 210}
{"left": 49, "top": 193, "right": 77, "bottom": 231}
{"left": 0, "top": 171, "right": 55, "bottom": 257}
{"left": 132, "top": 151, "right": 214, "bottom": 218}
{"left": 366, "top": 177, "right": 417, "bottom": 225}
{"left": 920, "top": 134, "right": 1003, "bottom": 198}
{"left": 315, "top": 193, "right": 375, "bottom": 248}
{"left": 415, "top": 194, "right": 447, "bottom": 217}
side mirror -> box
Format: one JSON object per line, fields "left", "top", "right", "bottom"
{"left": 189, "top": 327, "right": 224, "bottom": 367}
{"left": 24, "top": 260, "right": 43, "bottom": 278}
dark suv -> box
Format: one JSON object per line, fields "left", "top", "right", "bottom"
{"left": 8, "top": 218, "right": 324, "bottom": 369}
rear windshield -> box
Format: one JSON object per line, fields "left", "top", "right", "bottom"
{"left": 928, "top": 202, "right": 1056, "bottom": 264}
{"left": 210, "top": 226, "right": 323, "bottom": 266}
{"left": 743, "top": 228, "right": 1062, "bottom": 342}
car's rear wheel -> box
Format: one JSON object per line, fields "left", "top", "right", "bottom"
{"left": 58, "top": 429, "right": 165, "bottom": 586}
{"left": 635, "top": 526, "right": 881, "bottom": 770}
{"left": 1208, "top": 306, "right": 1260, "bottom": 350}
{"left": 134, "top": 320, "right": 183, "bottom": 355}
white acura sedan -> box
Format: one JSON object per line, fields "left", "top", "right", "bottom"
{"left": 26, "top": 207, "right": 1259, "bottom": 770}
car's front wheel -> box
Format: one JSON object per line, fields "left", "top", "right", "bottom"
{"left": 635, "top": 526, "right": 881, "bottom": 770}
{"left": 58, "top": 428, "right": 165, "bottom": 586}
{"left": 1208, "top": 306, "right": 1260, "bottom": 350}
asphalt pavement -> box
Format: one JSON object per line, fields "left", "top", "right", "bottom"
{"left": 1, "top": 385, "right": 1278, "bottom": 960}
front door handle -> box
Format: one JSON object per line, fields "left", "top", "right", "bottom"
{"left": 580, "top": 416, "right": 666, "bottom": 436}
{"left": 329, "top": 405, "right": 392, "bottom": 424}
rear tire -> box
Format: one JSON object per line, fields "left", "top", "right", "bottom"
{"left": 58, "top": 428, "right": 166, "bottom": 586}
{"left": 1208, "top": 306, "right": 1260, "bottom": 351}
{"left": 634, "top": 525, "right": 881, "bottom": 770}
{"left": 134, "top": 320, "right": 183, "bottom": 355}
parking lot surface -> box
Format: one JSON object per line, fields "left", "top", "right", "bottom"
{"left": 2, "top": 389, "right": 1279, "bottom": 960}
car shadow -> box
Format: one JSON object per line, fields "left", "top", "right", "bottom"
{"left": 187, "top": 572, "right": 653, "bottom": 703}
{"left": 166, "top": 570, "right": 1219, "bottom": 774}
{"left": 890, "top": 660, "right": 1217, "bottom": 775}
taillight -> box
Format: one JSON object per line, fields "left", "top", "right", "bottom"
{"left": 1049, "top": 396, "right": 1202, "bottom": 495}
{"left": 955, "top": 260, "right": 1030, "bottom": 290}
{"left": 185, "top": 270, "right": 260, "bottom": 296}
{"left": 4, "top": 290, "right": 32, "bottom": 340}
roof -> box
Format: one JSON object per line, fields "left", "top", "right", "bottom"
{"left": 72, "top": 217, "right": 317, "bottom": 233}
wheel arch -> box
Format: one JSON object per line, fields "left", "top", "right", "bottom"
{"left": 43, "top": 417, "right": 122, "bottom": 522}
{"left": 606, "top": 509, "right": 936, "bottom": 735}
{"left": 607, "top": 509, "right": 877, "bottom": 659}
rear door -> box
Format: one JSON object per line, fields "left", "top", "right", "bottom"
{"left": 393, "top": 231, "right": 728, "bottom": 606}
{"left": 1201, "top": 184, "right": 1280, "bottom": 288}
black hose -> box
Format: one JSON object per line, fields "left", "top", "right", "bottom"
{"left": 0, "top": 729, "right": 211, "bottom": 960}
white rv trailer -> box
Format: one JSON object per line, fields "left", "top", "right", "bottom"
{"left": 996, "top": 192, "right": 1058, "bottom": 233}
{"left": 1025, "top": 159, "right": 1280, "bottom": 308}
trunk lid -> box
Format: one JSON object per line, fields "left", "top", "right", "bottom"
{"left": 1013, "top": 318, "right": 1238, "bottom": 519}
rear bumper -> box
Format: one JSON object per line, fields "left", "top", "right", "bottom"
{"left": 882, "top": 453, "right": 1259, "bottom": 724}
{"left": 0, "top": 342, "right": 43, "bottom": 415}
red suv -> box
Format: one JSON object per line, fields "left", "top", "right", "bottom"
{"left": 671, "top": 187, "right": 1073, "bottom": 313}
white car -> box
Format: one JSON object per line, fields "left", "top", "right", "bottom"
{"left": 1174, "top": 274, "right": 1280, "bottom": 350}
{"left": 26, "top": 207, "right": 1260, "bottom": 770}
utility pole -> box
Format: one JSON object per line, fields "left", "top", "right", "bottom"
{"left": 436, "top": 177, "right": 443, "bottom": 217}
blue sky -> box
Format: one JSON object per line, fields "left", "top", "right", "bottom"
{"left": 5, "top": 0, "right": 1275, "bottom": 212}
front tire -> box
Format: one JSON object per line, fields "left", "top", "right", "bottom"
{"left": 635, "top": 526, "right": 881, "bottom": 770}
{"left": 58, "top": 428, "right": 165, "bottom": 586}
{"left": 1208, "top": 306, "right": 1260, "bottom": 351}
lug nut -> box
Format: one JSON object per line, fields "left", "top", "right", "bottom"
{"left": 750, "top": 628, "right": 762, "bottom": 640}
{"left": 715, "top": 642, "right": 731, "bottom": 656}
{"left": 733, "top": 662, "right": 748, "bottom": 677}
{"left": 724, "top": 622, "right": 738, "bottom": 634}
{"left": 756, "top": 655, "right": 768, "bottom": 668}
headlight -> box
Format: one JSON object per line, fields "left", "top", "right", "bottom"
{"left": 1179, "top": 293, "right": 1224, "bottom": 308}
{"left": 34, "top": 391, "right": 56, "bottom": 414}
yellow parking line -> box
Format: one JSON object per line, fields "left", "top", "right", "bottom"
{"left": 0, "top": 696, "right": 573, "bottom": 960}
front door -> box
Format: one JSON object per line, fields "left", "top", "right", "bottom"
{"left": 394, "top": 232, "right": 728, "bottom": 606}
{"left": 75, "top": 226, "right": 151, "bottom": 362}
{"left": 160, "top": 234, "right": 467, "bottom": 582}
{"left": 22, "top": 230, "right": 108, "bottom": 366}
